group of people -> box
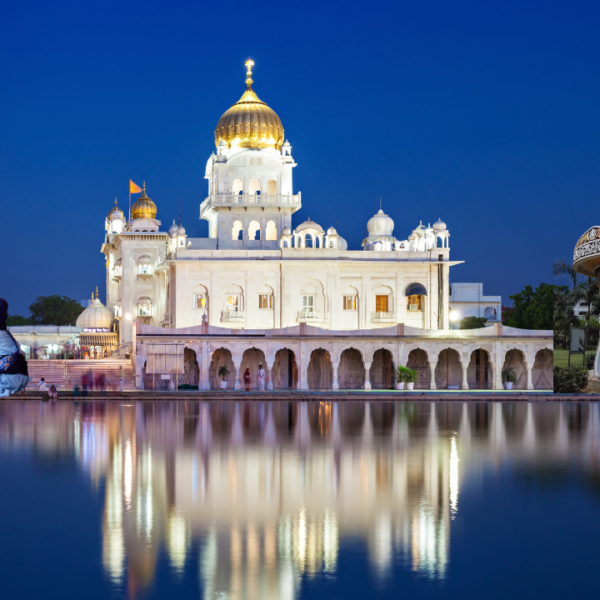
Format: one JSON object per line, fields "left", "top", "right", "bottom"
{"left": 0, "top": 298, "right": 30, "bottom": 397}
{"left": 242, "top": 363, "right": 266, "bottom": 392}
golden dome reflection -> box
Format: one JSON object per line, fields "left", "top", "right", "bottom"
{"left": 131, "top": 183, "right": 157, "bottom": 220}
{"left": 214, "top": 59, "right": 285, "bottom": 150}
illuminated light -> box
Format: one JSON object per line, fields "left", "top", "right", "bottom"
{"left": 449, "top": 434, "right": 460, "bottom": 518}
{"left": 449, "top": 310, "right": 460, "bottom": 322}
{"left": 124, "top": 313, "right": 133, "bottom": 322}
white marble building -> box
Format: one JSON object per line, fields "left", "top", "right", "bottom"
{"left": 449, "top": 283, "right": 502, "bottom": 323}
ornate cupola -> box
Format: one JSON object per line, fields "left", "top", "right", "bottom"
{"left": 131, "top": 183, "right": 157, "bottom": 220}
{"left": 214, "top": 60, "right": 285, "bottom": 150}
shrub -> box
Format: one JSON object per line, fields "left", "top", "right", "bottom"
{"left": 501, "top": 367, "right": 516, "bottom": 384}
{"left": 585, "top": 353, "right": 596, "bottom": 371}
{"left": 553, "top": 366, "right": 589, "bottom": 393}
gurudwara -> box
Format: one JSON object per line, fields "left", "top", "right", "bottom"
{"left": 95, "top": 61, "right": 551, "bottom": 391}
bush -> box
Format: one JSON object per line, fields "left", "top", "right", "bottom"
{"left": 459, "top": 316, "right": 487, "bottom": 329}
{"left": 554, "top": 366, "right": 589, "bottom": 393}
{"left": 585, "top": 353, "right": 596, "bottom": 371}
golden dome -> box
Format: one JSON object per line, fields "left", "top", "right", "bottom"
{"left": 131, "top": 183, "right": 157, "bottom": 220}
{"left": 215, "top": 60, "right": 284, "bottom": 150}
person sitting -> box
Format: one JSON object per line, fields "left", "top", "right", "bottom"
{"left": 0, "top": 298, "right": 30, "bottom": 397}
{"left": 244, "top": 368, "right": 251, "bottom": 392}
{"left": 48, "top": 384, "right": 58, "bottom": 401}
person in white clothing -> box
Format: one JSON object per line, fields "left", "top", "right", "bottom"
{"left": 257, "top": 363, "right": 266, "bottom": 391}
{"left": 38, "top": 378, "right": 47, "bottom": 392}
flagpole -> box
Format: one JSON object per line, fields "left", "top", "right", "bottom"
{"left": 129, "top": 190, "right": 131, "bottom": 221}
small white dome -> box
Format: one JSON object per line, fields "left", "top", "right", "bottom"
{"left": 433, "top": 218, "right": 447, "bottom": 231}
{"left": 295, "top": 218, "right": 324, "bottom": 233}
{"left": 327, "top": 226, "right": 338, "bottom": 235}
{"left": 137, "top": 255, "right": 152, "bottom": 265}
{"left": 76, "top": 297, "right": 113, "bottom": 330}
{"left": 169, "top": 220, "right": 178, "bottom": 237}
{"left": 177, "top": 225, "right": 186, "bottom": 235}
{"left": 425, "top": 223, "right": 433, "bottom": 233}
{"left": 367, "top": 210, "right": 394, "bottom": 237}
{"left": 282, "top": 225, "right": 291, "bottom": 235}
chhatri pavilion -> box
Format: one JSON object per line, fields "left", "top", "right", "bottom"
{"left": 98, "top": 60, "right": 552, "bottom": 391}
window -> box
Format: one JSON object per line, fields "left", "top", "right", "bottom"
{"left": 343, "top": 295, "right": 357, "bottom": 310}
{"left": 139, "top": 265, "right": 151, "bottom": 275}
{"left": 232, "top": 220, "right": 243, "bottom": 241}
{"left": 259, "top": 294, "right": 273, "bottom": 309}
{"left": 227, "top": 295, "right": 240, "bottom": 312}
{"left": 301, "top": 295, "right": 314, "bottom": 316}
{"left": 138, "top": 304, "right": 151, "bottom": 316}
{"left": 407, "top": 295, "right": 422, "bottom": 311}
{"left": 193, "top": 294, "right": 207, "bottom": 309}
{"left": 265, "top": 220, "right": 277, "bottom": 241}
{"left": 375, "top": 295, "right": 389, "bottom": 313}
{"left": 267, "top": 179, "right": 277, "bottom": 195}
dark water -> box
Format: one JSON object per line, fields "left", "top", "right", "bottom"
{"left": 0, "top": 400, "right": 598, "bottom": 600}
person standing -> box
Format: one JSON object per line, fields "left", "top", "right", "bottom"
{"left": 119, "top": 365, "right": 124, "bottom": 393}
{"left": 243, "top": 368, "right": 251, "bottom": 392}
{"left": 257, "top": 363, "right": 266, "bottom": 391}
{"left": 0, "top": 298, "right": 30, "bottom": 396}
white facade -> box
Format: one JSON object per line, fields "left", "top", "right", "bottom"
{"left": 449, "top": 282, "right": 502, "bottom": 323}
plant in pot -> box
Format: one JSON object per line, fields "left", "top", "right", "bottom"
{"left": 502, "top": 367, "right": 516, "bottom": 390}
{"left": 403, "top": 367, "right": 418, "bottom": 390}
{"left": 395, "top": 365, "right": 411, "bottom": 390}
{"left": 218, "top": 365, "right": 230, "bottom": 389}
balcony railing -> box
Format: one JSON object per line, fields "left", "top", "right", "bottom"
{"left": 371, "top": 311, "right": 395, "bottom": 323}
{"left": 221, "top": 310, "right": 245, "bottom": 322}
{"left": 297, "top": 310, "right": 321, "bottom": 322}
{"left": 200, "top": 193, "right": 302, "bottom": 215}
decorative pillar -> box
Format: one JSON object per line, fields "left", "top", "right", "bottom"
{"left": 300, "top": 367, "right": 308, "bottom": 390}
{"left": 267, "top": 355, "right": 275, "bottom": 390}
{"left": 364, "top": 362, "right": 372, "bottom": 390}
{"left": 429, "top": 354, "right": 438, "bottom": 390}
{"left": 526, "top": 364, "right": 534, "bottom": 390}
{"left": 461, "top": 363, "right": 469, "bottom": 390}
{"left": 233, "top": 356, "right": 242, "bottom": 390}
{"left": 200, "top": 342, "right": 211, "bottom": 390}
{"left": 332, "top": 363, "right": 339, "bottom": 391}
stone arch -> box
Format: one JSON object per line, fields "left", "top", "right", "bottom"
{"left": 209, "top": 348, "right": 235, "bottom": 389}
{"left": 248, "top": 220, "right": 261, "bottom": 241}
{"left": 503, "top": 349, "right": 527, "bottom": 389}
{"left": 435, "top": 348, "right": 463, "bottom": 389}
{"left": 271, "top": 348, "right": 298, "bottom": 389}
{"left": 370, "top": 348, "right": 395, "bottom": 389}
{"left": 308, "top": 348, "right": 333, "bottom": 389}
{"left": 467, "top": 348, "right": 493, "bottom": 389}
{"left": 232, "top": 220, "right": 243, "bottom": 241}
{"left": 265, "top": 220, "right": 277, "bottom": 241}
{"left": 239, "top": 347, "right": 267, "bottom": 390}
{"left": 407, "top": 348, "right": 431, "bottom": 389}
{"left": 232, "top": 178, "right": 244, "bottom": 195}
{"left": 249, "top": 178, "right": 261, "bottom": 195}
{"left": 180, "top": 347, "right": 199, "bottom": 388}
{"left": 338, "top": 347, "right": 365, "bottom": 389}
{"left": 532, "top": 348, "right": 553, "bottom": 389}
{"left": 267, "top": 179, "right": 277, "bottom": 195}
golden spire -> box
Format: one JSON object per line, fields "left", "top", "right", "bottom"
{"left": 95, "top": 286, "right": 99, "bottom": 299}
{"left": 143, "top": 181, "right": 146, "bottom": 192}
{"left": 245, "top": 59, "right": 254, "bottom": 88}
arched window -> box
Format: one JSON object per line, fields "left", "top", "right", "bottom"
{"left": 248, "top": 220, "right": 261, "bottom": 241}
{"left": 265, "top": 220, "right": 277, "bottom": 241}
{"left": 283, "top": 240, "right": 289, "bottom": 248}
{"left": 258, "top": 285, "right": 274, "bottom": 310}
{"left": 232, "top": 220, "right": 243, "bottom": 241}
{"left": 267, "top": 179, "right": 277, "bottom": 195}
{"left": 249, "top": 179, "right": 261, "bottom": 196}
{"left": 343, "top": 286, "right": 358, "bottom": 311}
{"left": 405, "top": 283, "right": 427, "bottom": 312}
{"left": 437, "top": 236, "right": 443, "bottom": 248}
{"left": 137, "top": 255, "right": 152, "bottom": 275}
{"left": 224, "top": 285, "right": 243, "bottom": 313}
{"left": 193, "top": 285, "right": 208, "bottom": 312}
{"left": 232, "top": 178, "right": 244, "bottom": 195}
{"left": 305, "top": 233, "right": 313, "bottom": 248}
{"left": 137, "top": 297, "right": 152, "bottom": 317}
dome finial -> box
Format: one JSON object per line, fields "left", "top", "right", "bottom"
{"left": 95, "top": 286, "right": 99, "bottom": 299}
{"left": 143, "top": 181, "right": 146, "bottom": 192}
{"left": 245, "top": 58, "right": 254, "bottom": 88}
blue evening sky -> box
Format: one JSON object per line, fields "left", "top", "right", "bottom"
{"left": 1, "top": 0, "right": 599, "bottom": 314}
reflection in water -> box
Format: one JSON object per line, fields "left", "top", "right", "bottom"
{"left": 0, "top": 401, "right": 598, "bottom": 598}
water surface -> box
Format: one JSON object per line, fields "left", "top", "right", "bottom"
{"left": 0, "top": 400, "right": 598, "bottom": 599}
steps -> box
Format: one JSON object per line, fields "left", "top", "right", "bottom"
{"left": 26, "top": 359, "right": 136, "bottom": 391}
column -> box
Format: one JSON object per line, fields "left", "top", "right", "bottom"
{"left": 300, "top": 367, "right": 308, "bottom": 390}
{"left": 233, "top": 356, "right": 242, "bottom": 390}
{"left": 200, "top": 342, "right": 211, "bottom": 390}
{"left": 364, "top": 362, "right": 372, "bottom": 390}
{"left": 526, "top": 364, "right": 534, "bottom": 390}
{"left": 332, "top": 360, "right": 340, "bottom": 391}
{"left": 461, "top": 363, "right": 469, "bottom": 390}
{"left": 266, "top": 355, "right": 275, "bottom": 390}
{"left": 429, "top": 354, "right": 438, "bottom": 390}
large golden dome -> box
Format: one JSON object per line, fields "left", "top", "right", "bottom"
{"left": 214, "top": 60, "right": 284, "bottom": 150}
{"left": 131, "top": 183, "right": 157, "bottom": 220}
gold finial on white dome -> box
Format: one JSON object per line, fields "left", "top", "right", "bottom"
{"left": 245, "top": 59, "right": 254, "bottom": 87}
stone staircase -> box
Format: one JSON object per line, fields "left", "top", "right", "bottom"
{"left": 26, "top": 359, "right": 136, "bottom": 391}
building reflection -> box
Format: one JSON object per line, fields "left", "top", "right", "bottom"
{"left": 0, "top": 400, "right": 598, "bottom": 598}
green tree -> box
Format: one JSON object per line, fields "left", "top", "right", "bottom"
{"left": 504, "top": 283, "right": 559, "bottom": 330}
{"left": 459, "top": 316, "right": 487, "bottom": 329}
{"left": 29, "top": 295, "right": 84, "bottom": 326}
{"left": 6, "top": 315, "right": 31, "bottom": 326}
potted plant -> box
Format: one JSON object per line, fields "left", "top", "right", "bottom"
{"left": 395, "top": 365, "right": 410, "bottom": 390}
{"left": 404, "top": 367, "right": 417, "bottom": 390}
{"left": 218, "top": 365, "right": 230, "bottom": 389}
{"left": 502, "top": 367, "right": 516, "bottom": 390}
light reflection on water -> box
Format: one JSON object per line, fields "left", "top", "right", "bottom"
{"left": 0, "top": 400, "right": 598, "bottom": 599}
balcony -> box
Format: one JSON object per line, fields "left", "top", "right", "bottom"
{"left": 221, "top": 310, "right": 245, "bottom": 323}
{"left": 297, "top": 310, "right": 322, "bottom": 323}
{"left": 200, "top": 193, "right": 302, "bottom": 216}
{"left": 371, "top": 311, "right": 395, "bottom": 323}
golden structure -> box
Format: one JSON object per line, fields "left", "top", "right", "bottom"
{"left": 214, "top": 59, "right": 285, "bottom": 150}
{"left": 130, "top": 183, "right": 157, "bottom": 220}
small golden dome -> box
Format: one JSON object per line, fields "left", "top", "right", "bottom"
{"left": 215, "top": 60, "right": 284, "bottom": 150}
{"left": 131, "top": 183, "right": 157, "bottom": 220}
{"left": 108, "top": 198, "right": 124, "bottom": 220}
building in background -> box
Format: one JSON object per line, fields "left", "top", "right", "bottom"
{"left": 449, "top": 283, "right": 502, "bottom": 324}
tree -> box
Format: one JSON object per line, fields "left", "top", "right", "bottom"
{"left": 29, "top": 295, "right": 84, "bottom": 326}
{"left": 459, "top": 316, "right": 487, "bottom": 329}
{"left": 503, "top": 283, "right": 559, "bottom": 330}
{"left": 6, "top": 315, "right": 31, "bottom": 326}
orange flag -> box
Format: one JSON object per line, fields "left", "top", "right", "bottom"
{"left": 130, "top": 180, "right": 142, "bottom": 194}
